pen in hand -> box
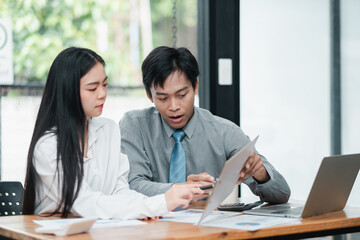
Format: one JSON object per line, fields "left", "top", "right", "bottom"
{"left": 199, "top": 177, "right": 218, "bottom": 190}
{"left": 200, "top": 184, "right": 214, "bottom": 190}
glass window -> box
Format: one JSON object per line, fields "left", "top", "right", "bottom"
{"left": 0, "top": 0, "right": 197, "bottom": 85}
{"left": 0, "top": 0, "right": 197, "bottom": 182}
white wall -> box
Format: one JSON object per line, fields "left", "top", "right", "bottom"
{"left": 240, "top": 0, "right": 359, "bottom": 207}
{"left": 341, "top": 0, "right": 360, "bottom": 207}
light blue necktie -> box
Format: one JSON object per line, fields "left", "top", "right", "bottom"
{"left": 169, "top": 130, "right": 186, "bottom": 183}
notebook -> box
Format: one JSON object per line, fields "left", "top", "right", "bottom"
{"left": 244, "top": 153, "right": 360, "bottom": 218}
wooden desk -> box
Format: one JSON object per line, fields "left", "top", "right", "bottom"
{"left": 0, "top": 204, "right": 359, "bottom": 240}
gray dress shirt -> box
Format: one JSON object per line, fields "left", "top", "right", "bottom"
{"left": 119, "top": 107, "right": 290, "bottom": 203}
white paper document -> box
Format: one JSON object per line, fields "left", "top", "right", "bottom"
{"left": 92, "top": 219, "right": 147, "bottom": 228}
{"left": 160, "top": 209, "right": 241, "bottom": 224}
{"left": 33, "top": 218, "right": 97, "bottom": 236}
{"left": 198, "top": 136, "right": 259, "bottom": 225}
{"left": 34, "top": 218, "right": 146, "bottom": 229}
{"left": 160, "top": 209, "right": 298, "bottom": 231}
{"left": 201, "top": 214, "right": 299, "bottom": 231}
{"left": 33, "top": 218, "right": 146, "bottom": 236}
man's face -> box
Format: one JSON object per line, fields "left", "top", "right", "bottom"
{"left": 148, "top": 70, "right": 198, "bottom": 129}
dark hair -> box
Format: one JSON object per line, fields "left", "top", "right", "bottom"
{"left": 23, "top": 47, "right": 105, "bottom": 217}
{"left": 142, "top": 46, "right": 199, "bottom": 98}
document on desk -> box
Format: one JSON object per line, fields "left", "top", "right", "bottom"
{"left": 34, "top": 218, "right": 146, "bottom": 230}
{"left": 160, "top": 209, "right": 241, "bottom": 224}
{"left": 201, "top": 214, "right": 299, "bottom": 231}
{"left": 198, "top": 136, "right": 259, "bottom": 225}
{"left": 160, "top": 209, "right": 299, "bottom": 231}
{"left": 33, "top": 218, "right": 97, "bottom": 236}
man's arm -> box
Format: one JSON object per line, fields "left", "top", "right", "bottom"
{"left": 119, "top": 113, "right": 172, "bottom": 196}
{"left": 238, "top": 152, "right": 291, "bottom": 203}
{"left": 237, "top": 152, "right": 270, "bottom": 184}
{"left": 225, "top": 126, "right": 291, "bottom": 204}
{"left": 242, "top": 156, "right": 291, "bottom": 204}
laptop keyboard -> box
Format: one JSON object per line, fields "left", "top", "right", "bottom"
{"left": 273, "top": 207, "right": 303, "bottom": 215}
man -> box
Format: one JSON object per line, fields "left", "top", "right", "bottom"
{"left": 119, "top": 46, "right": 290, "bottom": 203}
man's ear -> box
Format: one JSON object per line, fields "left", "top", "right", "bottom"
{"left": 194, "top": 79, "right": 199, "bottom": 95}
{"left": 146, "top": 91, "right": 154, "bottom": 103}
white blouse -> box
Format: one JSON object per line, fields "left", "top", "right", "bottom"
{"left": 33, "top": 117, "right": 168, "bottom": 219}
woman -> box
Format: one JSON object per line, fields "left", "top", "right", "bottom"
{"left": 23, "top": 47, "right": 202, "bottom": 219}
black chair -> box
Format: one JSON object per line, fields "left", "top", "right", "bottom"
{"left": 0, "top": 181, "right": 24, "bottom": 216}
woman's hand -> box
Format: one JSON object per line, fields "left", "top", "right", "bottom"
{"left": 165, "top": 184, "right": 204, "bottom": 210}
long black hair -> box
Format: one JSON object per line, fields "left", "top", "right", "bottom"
{"left": 23, "top": 47, "right": 105, "bottom": 217}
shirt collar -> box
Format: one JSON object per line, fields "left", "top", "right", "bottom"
{"left": 160, "top": 107, "right": 198, "bottom": 139}
{"left": 87, "top": 117, "right": 105, "bottom": 154}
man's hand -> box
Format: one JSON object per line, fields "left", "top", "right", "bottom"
{"left": 187, "top": 172, "right": 214, "bottom": 185}
{"left": 174, "top": 172, "right": 215, "bottom": 201}
{"left": 236, "top": 152, "right": 270, "bottom": 185}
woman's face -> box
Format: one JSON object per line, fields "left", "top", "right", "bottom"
{"left": 80, "top": 62, "right": 108, "bottom": 119}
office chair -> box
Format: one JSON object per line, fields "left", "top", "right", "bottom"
{"left": 0, "top": 181, "right": 24, "bottom": 216}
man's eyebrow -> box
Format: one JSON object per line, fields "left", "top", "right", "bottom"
{"left": 85, "top": 76, "right": 108, "bottom": 86}
{"left": 155, "top": 92, "right": 167, "bottom": 96}
{"left": 155, "top": 86, "right": 189, "bottom": 95}
{"left": 176, "top": 86, "right": 189, "bottom": 93}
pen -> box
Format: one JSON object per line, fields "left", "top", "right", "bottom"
{"left": 200, "top": 184, "right": 214, "bottom": 190}
{"left": 199, "top": 178, "right": 218, "bottom": 190}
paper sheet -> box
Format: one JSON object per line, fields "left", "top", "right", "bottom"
{"left": 160, "top": 209, "right": 241, "bottom": 224}
{"left": 34, "top": 218, "right": 146, "bottom": 229}
{"left": 33, "top": 218, "right": 97, "bottom": 236}
{"left": 201, "top": 214, "right": 299, "bottom": 231}
{"left": 198, "top": 136, "right": 259, "bottom": 224}
{"left": 93, "top": 219, "right": 146, "bottom": 228}
{"left": 160, "top": 209, "right": 299, "bottom": 231}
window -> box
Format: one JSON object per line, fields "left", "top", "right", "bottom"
{"left": 0, "top": 0, "right": 197, "bottom": 182}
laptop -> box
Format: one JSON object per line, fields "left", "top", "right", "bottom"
{"left": 244, "top": 153, "right": 360, "bottom": 218}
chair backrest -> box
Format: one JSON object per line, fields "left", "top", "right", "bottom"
{"left": 0, "top": 181, "right": 24, "bottom": 216}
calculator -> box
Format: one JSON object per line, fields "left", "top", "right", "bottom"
{"left": 218, "top": 201, "right": 264, "bottom": 211}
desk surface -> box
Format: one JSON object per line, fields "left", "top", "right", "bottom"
{"left": 0, "top": 203, "right": 359, "bottom": 240}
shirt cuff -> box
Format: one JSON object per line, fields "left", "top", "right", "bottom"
{"left": 255, "top": 164, "right": 275, "bottom": 189}
{"left": 153, "top": 194, "right": 169, "bottom": 216}
{"left": 250, "top": 163, "right": 274, "bottom": 187}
